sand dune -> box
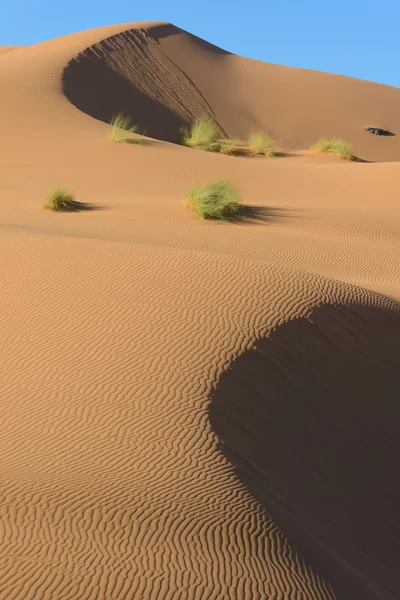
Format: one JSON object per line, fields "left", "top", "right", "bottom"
{"left": 63, "top": 23, "right": 400, "bottom": 160}
{"left": 0, "top": 21, "right": 399, "bottom": 600}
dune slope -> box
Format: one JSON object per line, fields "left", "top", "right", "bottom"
{"left": 63, "top": 23, "right": 400, "bottom": 160}
{"left": 0, "top": 20, "right": 399, "bottom": 600}
{"left": 0, "top": 46, "right": 23, "bottom": 55}
{"left": 63, "top": 26, "right": 219, "bottom": 143}
{"left": 210, "top": 303, "right": 400, "bottom": 600}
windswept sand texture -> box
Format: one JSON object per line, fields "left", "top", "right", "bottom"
{"left": 211, "top": 304, "right": 400, "bottom": 599}
{"left": 0, "top": 21, "right": 399, "bottom": 600}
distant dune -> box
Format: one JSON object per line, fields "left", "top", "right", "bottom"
{"left": 0, "top": 21, "right": 399, "bottom": 600}
{"left": 63, "top": 23, "right": 400, "bottom": 161}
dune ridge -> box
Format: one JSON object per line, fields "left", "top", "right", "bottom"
{"left": 63, "top": 26, "right": 220, "bottom": 143}
{"left": 0, "top": 20, "right": 399, "bottom": 600}
{"left": 61, "top": 23, "right": 400, "bottom": 160}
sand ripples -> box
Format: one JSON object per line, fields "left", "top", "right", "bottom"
{"left": 0, "top": 20, "right": 399, "bottom": 600}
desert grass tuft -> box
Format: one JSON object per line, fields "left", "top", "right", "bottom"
{"left": 314, "top": 137, "right": 353, "bottom": 160}
{"left": 109, "top": 112, "right": 142, "bottom": 144}
{"left": 43, "top": 188, "right": 76, "bottom": 212}
{"left": 183, "top": 120, "right": 278, "bottom": 159}
{"left": 248, "top": 132, "right": 277, "bottom": 157}
{"left": 183, "top": 118, "right": 222, "bottom": 151}
{"left": 187, "top": 180, "right": 239, "bottom": 220}
{"left": 218, "top": 138, "right": 246, "bottom": 156}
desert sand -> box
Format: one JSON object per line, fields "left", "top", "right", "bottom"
{"left": 0, "top": 46, "right": 23, "bottom": 55}
{"left": 0, "top": 21, "right": 399, "bottom": 600}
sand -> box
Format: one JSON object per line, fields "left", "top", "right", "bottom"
{"left": 0, "top": 46, "right": 23, "bottom": 55}
{"left": 0, "top": 21, "right": 399, "bottom": 600}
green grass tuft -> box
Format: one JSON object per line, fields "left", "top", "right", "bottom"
{"left": 314, "top": 138, "right": 353, "bottom": 160}
{"left": 187, "top": 180, "right": 239, "bottom": 220}
{"left": 218, "top": 138, "right": 246, "bottom": 156}
{"left": 43, "top": 188, "right": 76, "bottom": 212}
{"left": 183, "top": 119, "right": 222, "bottom": 151}
{"left": 109, "top": 112, "right": 142, "bottom": 144}
{"left": 248, "top": 132, "right": 277, "bottom": 157}
{"left": 183, "top": 121, "right": 279, "bottom": 159}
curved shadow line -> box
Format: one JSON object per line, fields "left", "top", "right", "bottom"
{"left": 209, "top": 301, "right": 400, "bottom": 600}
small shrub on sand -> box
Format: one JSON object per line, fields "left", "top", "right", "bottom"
{"left": 183, "top": 119, "right": 222, "bottom": 152}
{"left": 314, "top": 138, "right": 353, "bottom": 160}
{"left": 184, "top": 121, "right": 278, "bottom": 159}
{"left": 187, "top": 180, "right": 239, "bottom": 220}
{"left": 109, "top": 112, "right": 142, "bottom": 144}
{"left": 43, "top": 188, "right": 76, "bottom": 212}
{"left": 248, "top": 132, "right": 277, "bottom": 157}
{"left": 219, "top": 138, "right": 246, "bottom": 156}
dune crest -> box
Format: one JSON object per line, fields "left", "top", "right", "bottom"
{"left": 63, "top": 25, "right": 220, "bottom": 143}
{"left": 60, "top": 22, "right": 400, "bottom": 160}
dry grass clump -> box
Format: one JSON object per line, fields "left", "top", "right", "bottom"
{"left": 183, "top": 119, "right": 222, "bottom": 152}
{"left": 248, "top": 132, "right": 277, "bottom": 157}
{"left": 109, "top": 112, "right": 143, "bottom": 144}
{"left": 183, "top": 120, "right": 278, "bottom": 158}
{"left": 187, "top": 180, "right": 239, "bottom": 220}
{"left": 219, "top": 138, "right": 247, "bottom": 156}
{"left": 314, "top": 138, "right": 353, "bottom": 160}
{"left": 43, "top": 188, "right": 76, "bottom": 212}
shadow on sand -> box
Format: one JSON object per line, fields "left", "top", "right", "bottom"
{"left": 233, "top": 205, "right": 304, "bottom": 225}
{"left": 61, "top": 200, "right": 104, "bottom": 213}
{"left": 209, "top": 302, "right": 400, "bottom": 600}
{"left": 148, "top": 23, "right": 232, "bottom": 56}
{"left": 62, "top": 26, "right": 222, "bottom": 144}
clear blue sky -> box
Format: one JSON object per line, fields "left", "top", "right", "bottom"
{"left": 1, "top": 0, "right": 399, "bottom": 88}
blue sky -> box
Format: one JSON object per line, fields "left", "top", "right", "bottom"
{"left": 1, "top": 0, "right": 399, "bottom": 88}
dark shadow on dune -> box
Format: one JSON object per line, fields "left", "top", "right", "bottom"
{"left": 274, "top": 151, "right": 300, "bottom": 158}
{"left": 62, "top": 27, "right": 223, "bottom": 144}
{"left": 62, "top": 200, "right": 103, "bottom": 212}
{"left": 149, "top": 23, "right": 232, "bottom": 56}
{"left": 209, "top": 303, "right": 400, "bottom": 600}
{"left": 63, "top": 51, "right": 187, "bottom": 144}
{"left": 352, "top": 155, "right": 373, "bottom": 163}
{"left": 235, "top": 205, "right": 303, "bottom": 225}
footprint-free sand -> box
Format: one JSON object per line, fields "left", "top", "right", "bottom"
{"left": 0, "top": 22, "right": 399, "bottom": 600}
